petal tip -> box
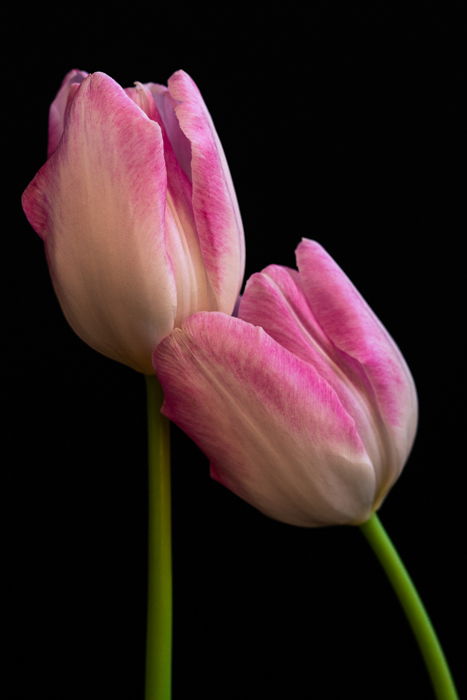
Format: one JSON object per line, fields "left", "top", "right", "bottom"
{"left": 296, "top": 237, "right": 321, "bottom": 253}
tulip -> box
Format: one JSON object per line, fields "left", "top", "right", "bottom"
{"left": 22, "top": 69, "right": 245, "bottom": 374}
{"left": 153, "top": 239, "right": 417, "bottom": 527}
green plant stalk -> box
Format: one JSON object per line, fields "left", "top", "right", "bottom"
{"left": 145, "top": 375, "right": 172, "bottom": 700}
{"left": 360, "top": 514, "right": 458, "bottom": 700}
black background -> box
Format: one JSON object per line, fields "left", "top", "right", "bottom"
{"left": 4, "top": 3, "right": 465, "bottom": 699}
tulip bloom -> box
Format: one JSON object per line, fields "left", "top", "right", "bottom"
{"left": 154, "top": 239, "right": 417, "bottom": 527}
{"left": 22, "top": 69, "right": 245, "bottom": 373}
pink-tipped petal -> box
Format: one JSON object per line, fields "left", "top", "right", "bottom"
{"left": 48, "top": 69, "right": 88, "bottom": 157}
{"left": 166, "top": 71, "right": 245, "bottom": 313}
{"left": 296, "top": 239, "right": 418, "bottom": 499}
{"left": 239, "top": 264, "right": 333, "bottom": 364}
{"left": 22, "top": 72, "right": 176, "bottom": 374}
{"left": 154, "top": 313, "right": 376, "bottom": 527}
{"left": 239, "top": 265, "right": 385, "bottom": 483}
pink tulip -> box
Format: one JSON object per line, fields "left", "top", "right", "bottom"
{"left": 153, "top": 239, "right": 417, "bottom": 527}
{"left": 22, "top": 69, "right": 245, "bottom": 373}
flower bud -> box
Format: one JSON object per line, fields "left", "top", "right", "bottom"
{"left": 22, "top": 70, "right": 245, "bottom": 373}
{"left": 153, "top": 240, "right": 417, "bottom": 527}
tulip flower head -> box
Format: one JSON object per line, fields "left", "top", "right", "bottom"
{"left": 22, "top": 69, "right": 245, "bottom": 373}
{"left": 154, "top": 240, "right": 418, "bottom": 527}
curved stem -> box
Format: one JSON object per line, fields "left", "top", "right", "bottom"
{"left": 360, "top": 514, "right": 458, "bottom": 700}
{"left": 145, "top": 375, "right": 172, "bottom": 700}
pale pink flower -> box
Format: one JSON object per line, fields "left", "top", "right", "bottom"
{"left": 22, "top": 69, "right": 245, "bottom": 373}
{"left": 154, "top": 240, "right": 417, "bottom": 527}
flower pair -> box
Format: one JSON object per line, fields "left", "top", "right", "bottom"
{"left": 22, "top": 70, "right": 417, "bottom": 527}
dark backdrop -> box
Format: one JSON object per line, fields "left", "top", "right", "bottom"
{"left": 4, "top": 4, "right": 465, "bottom": 699}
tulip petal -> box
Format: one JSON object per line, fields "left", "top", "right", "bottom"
{"left": 238, "top": 265, "right": 386, "bottom": 480}
{"left": 22, "top": 72, "right": 176, "bottom": 374}
{"left": 145, "top": 83, "right": 193, "bottom": 180}
{"left": 296, "top": 239, "right": 418, "bottom": 497}
{"left": 239, "top": 264, "right": 333, "bottom": 364}
{"left": 126, "top": 81, "right": 216, "bottom": 324}
{"left": 166, "top": 71, "right": 245, "bottom": 313}
{"left": 154, "top": 313, "right": 376, "bottom": 527}
{"left": 48, "top": 69, "right": 88, "bottom": 157}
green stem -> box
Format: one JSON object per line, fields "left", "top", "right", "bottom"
{"left": 145, "top": 375, "right": 172, "bottom": 700}
{"left": 360, "top": 514, "right": 457, "bottom": 700}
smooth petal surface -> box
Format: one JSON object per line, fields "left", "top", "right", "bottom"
{"left": 296, "top": 239, "right": 418, "bottom": 500}
{"left": 22, "top": 72, "right": 176, "bottom": 373}
{"left": 48, "top": 69, "right": 88, "bottom": 157}
{"left": 166, "top": 71, "right": 245, "bottom": 314}
{"left": 154, "top": 313, "right": 376, "bottom": 527}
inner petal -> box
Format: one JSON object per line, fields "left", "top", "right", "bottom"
{"left": 126, "top": 81, "right": 215, "bottom": 322}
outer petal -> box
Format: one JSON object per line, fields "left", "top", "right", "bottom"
{"left": 154, "top": 313, "right": 376, "bottom": 527}
{"left": 296, "top": 239, "right": 418, "bottom": 502}
{"left": 22, "top": 72, "right": 176, "bottom": 374}
{"left": 48, "top": 69, "right": 88, "bottom": 157}
{"left": 166, "top": 71, "right": 245, "bottom": 313}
